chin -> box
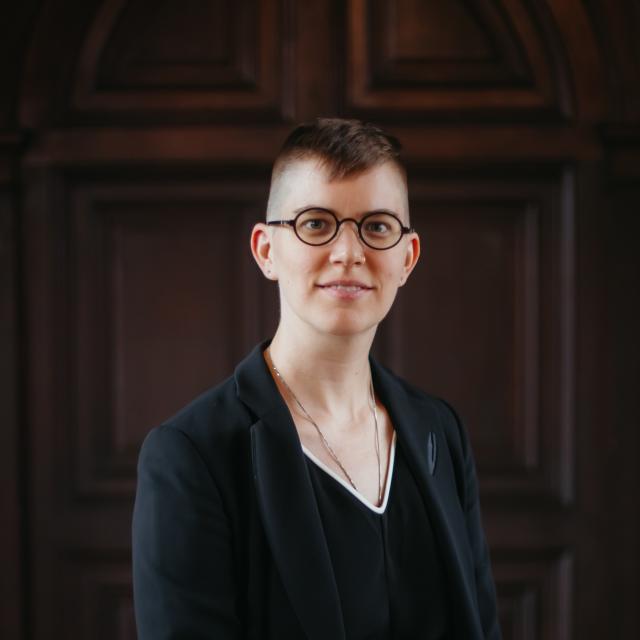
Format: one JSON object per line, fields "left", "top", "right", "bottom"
{"left": 312, "top": 314, "right": 381, "bottom": 338}
{"left": 284, "top": 298, "right": 387, "bottom": 338}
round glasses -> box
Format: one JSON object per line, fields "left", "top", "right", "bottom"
{"left": 267, "top": 208, "right": 413, "bottom": 250}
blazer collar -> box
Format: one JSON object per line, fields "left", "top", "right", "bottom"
{"left": 236, "top": 342, "right": 346, "bottom": 640}
{"left": 235, "top": 341, "right": 483, "bottom": 639}
{"left": 370, "top": 359, "right": 483, "bottom": 637}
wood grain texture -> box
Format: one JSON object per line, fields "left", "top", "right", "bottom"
{"left": 5, "top": 0, "right": 640, "bottom": 638}
{"left": 22, "top": 0, "right": 293, "bottom": 125}
{"left": 373, "top": 164, "right": 575, "bottom": 505}
{"left": 0, "top": 183, "right": 22, "bottom": 640}
{"left": 345, "top": 0, "right": 577, "bottom": 119}
{"left": 492, "top": 546, "right": 572, "bottom": 640}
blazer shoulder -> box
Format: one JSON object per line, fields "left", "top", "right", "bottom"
{"left": 166, "top": 373, "right": 254, "bottom": 432}
{"left": 374, "top": 360, "right": 467, "bottom": 454}
{"left": 139, "top": 374, "right": 255, "bottom": 480}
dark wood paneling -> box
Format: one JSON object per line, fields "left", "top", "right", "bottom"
{"left": 346, "top": 0, "right": 576, "bottom": 119}
{"left": 602, "top": 129, "right": 640, "bottom": 640}
{"left": 57, "top": 551, "right": 135, "bottom": 640}
{"left": 0, "top": 177, "right": 22, "bottom": 640}
{"left": 493, "top": 547, "right": 572, "bottom": 640}
{"left": 8, "top": 1, "right": 640, "bottom": 639}
{"left": 72, "top": 0, "right": 291, "bottom": 121}
{"left": 97, "top": 0, "right": 245, "bottom": 87}
{"left": 22, "top": 0, "right": 294, "bottom": 126}
{"left": 376, "top": 165, "right": 575, "bottom": 505}
{"left": 69, "top": 177, "right": 277, "bottom": 497}
{"left": 0, "top": 1, "right": 41, "bottom": 130}
{"left": 22, "top": 165, "right": 279, "bottom": 636}
{"left": 292, "top": 0, "right": 341, "bottom": 119}
{"left": 585, "top": 0, "right": 640, "bottom": 121}
{"left": 369, "top": 0, "right": 531, "bottom": 85}
{"left": 23, "top": 124, "right": 602, "bottom": 165}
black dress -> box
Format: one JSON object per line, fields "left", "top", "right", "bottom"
{"left": 303, "top": 432, "right": 451, "bottom": 640}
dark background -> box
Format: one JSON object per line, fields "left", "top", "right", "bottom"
{"left": 1, "top": 1, "right": 639, "bottom": 638}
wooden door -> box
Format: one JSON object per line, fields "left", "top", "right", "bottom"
{"left": 1, "top": 1, "right": 639, "bottom": 638}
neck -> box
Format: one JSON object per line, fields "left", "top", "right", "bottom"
{"left": 266, "top": 323, "right": 376, "bottom": 421}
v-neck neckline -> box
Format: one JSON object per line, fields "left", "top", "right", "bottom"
{"left": 301, "top": 431, "right": 397, "bottom": 514}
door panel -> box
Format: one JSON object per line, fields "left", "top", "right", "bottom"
{"left": 5, "top": 1, "right": 638, "bottom": 638}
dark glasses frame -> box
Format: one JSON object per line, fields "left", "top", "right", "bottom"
{"left": 267, "top": 207, "right": 414, "bottom": 250}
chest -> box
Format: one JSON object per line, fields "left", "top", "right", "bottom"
{"left": 293, "top": 404, "right": 395, "bottom": 507}
{"left": 302, "top": 441, "right": 452, "bottom": 639}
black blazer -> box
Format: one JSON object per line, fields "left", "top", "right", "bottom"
{"left": 132, "top": 341, "right": 501, "bottom": 639}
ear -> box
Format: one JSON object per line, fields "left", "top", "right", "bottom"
{"left": 251, "top": 223, "right": 278, "bottom": 281}
{"left": 398, "top": 232, "right": 421, "bottom": 287}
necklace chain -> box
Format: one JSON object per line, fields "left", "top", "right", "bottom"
{"left": 267, "top": 349, "right": 382, "bottom": 504}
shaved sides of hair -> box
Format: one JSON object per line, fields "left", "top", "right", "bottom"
{"left": 266, "top": 118, "right": 407, "bottom": 221}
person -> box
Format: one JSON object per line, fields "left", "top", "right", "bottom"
{"left": 132, "top": 118, "right": 501, "bottom": 639}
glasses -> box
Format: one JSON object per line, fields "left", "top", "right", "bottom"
{"left": 267, "top": 208, "right": 413, "bottom": 250}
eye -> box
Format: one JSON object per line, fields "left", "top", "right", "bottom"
{"left": 302, "top": 218, "right": 328, "bottom": 231}
{"left": 364, "top": 220, "right": 392, "bottom": 235}
{"left": 295, "top": 210, "right": 336, "bottom": 238}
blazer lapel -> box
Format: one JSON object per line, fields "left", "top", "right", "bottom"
{"left": 370, "top": 358, "right": 484, "bottom": 639}
{"left": 235, "top": 344, "right": 345, "bottom": 640}
{"left": 235, "top": 343, "right": 484, "bottom": 639}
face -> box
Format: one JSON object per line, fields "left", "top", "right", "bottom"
{"left": 251, "top": 158, "right": 420, "bottom": 339}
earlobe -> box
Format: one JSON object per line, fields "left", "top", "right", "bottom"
{"left": 399, "top": 234, "right": 420, "bottom": 287}
{"left": 250, "top": 223, "right": 278, "bottom": 281}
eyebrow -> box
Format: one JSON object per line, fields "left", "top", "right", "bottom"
{"left": 292, "top": 205, "right": 403, "bottom": 219}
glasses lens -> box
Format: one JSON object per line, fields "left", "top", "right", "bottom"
{"left": 295, "top": 209, "right": 337, "bottom": 245}
{"left": 361, "top": 213, "right": 402, "bottom": 249}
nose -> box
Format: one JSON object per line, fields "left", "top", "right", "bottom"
{"left": 329, "top": 220, "right": 366, "bottom": 266}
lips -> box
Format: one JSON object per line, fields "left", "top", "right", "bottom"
{"left": 317, "top": 280, "right": 373, "bottom": 291}
{"left": 316, "top": 280, "right": 374, "bottom": 300}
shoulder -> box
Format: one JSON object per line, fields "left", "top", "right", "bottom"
{"left": 138, "top": 373, "right": 254, "bottom": 486}
{"left": 374, "top": 360, "right": 469, "bottom": 456}
{"left": 376, "top": 363, "right": 464, "bottom": 439}
{"left": 376, "top": 362, "right": 477, "bottom": 509}
{"left": 163, "top": 374, "right": 252, "bottom": 438}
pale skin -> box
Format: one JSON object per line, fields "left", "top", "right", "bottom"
{"left": 251, "top": 157, "right": 421, "bottom": 506}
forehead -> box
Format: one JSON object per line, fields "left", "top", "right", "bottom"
{"left": 275, "top": 158, "right": 408, "bottom": 218}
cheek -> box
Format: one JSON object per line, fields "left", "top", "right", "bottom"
{"left": 275, "top": 249, "right": 324, "bottom": 289}
{"left": 376, "top": 257, "right": 405, "bottom": 288}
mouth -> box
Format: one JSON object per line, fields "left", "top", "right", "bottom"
{"left": 317, "top": 280, "right": 374, "bottom": 292}
{"left": 316, "top": 280, "right": 374, "bottom": 300}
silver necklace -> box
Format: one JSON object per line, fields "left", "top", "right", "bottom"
{"left": 267, "top": 349, "right": 382, "bottom": 504}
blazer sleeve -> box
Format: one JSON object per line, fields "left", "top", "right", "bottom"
{"left": 440, "top": 399, "right": 502, "bottom": 640}
{"left": 132, "top": 424, "right": 241, "bottom": 639}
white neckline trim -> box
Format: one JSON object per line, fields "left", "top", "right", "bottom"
{"left": 301, "top": 431, "right": 397, "bottom": 515}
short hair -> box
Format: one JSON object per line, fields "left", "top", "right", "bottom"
{"left": 271, "top": 117, "right": 405, "bottom": 182}
{"left": 266, "top": 118, "right": 407, "bottom": 221}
